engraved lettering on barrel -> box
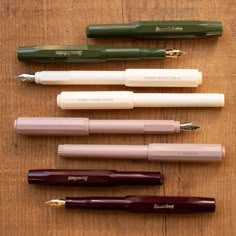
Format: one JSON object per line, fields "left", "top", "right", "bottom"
{"left": 68, "top": 176, "right": 88, "bottom": 182}
{"left": 153, "top": 204, "right": 174, "bottom": 209}
{"left": 55, "top": 51, "right": 83, "bottom": 56}
{"left": 155, "top": 27, "right": 183, "bottom": 32}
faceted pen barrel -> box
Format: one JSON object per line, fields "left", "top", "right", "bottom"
{"left": 65, "top": 196, "right": 216, "bottom": 213}
{"left": 86, "top": 21, "right": 222, "bottom": 38}
{"left": 17, "top": 45, "right": 166, "bottom": 63}
{"left": 28, "top": 169, "right": 164, "bottom": 186}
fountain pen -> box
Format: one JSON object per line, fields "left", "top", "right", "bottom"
{"left": 17, "top": 45, "right": 185, "bottom": 63}
{"left": 46, "top": 196, "right": 215, "bottom": 213}
{"left": 86, "top": 20, "right": 222, "bottom": 38}
{"left": 16, "top": 69, "right": 202, "bottom": 87}
{"left": 15, "top": 117, "right": 199, "bottom": 136}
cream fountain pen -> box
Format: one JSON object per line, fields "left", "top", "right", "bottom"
{"left": 16, "top": 69, "right": 202, "bottom": 87}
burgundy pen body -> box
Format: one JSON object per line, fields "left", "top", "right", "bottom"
{"left": 63, "top": 196, "right": 215, "bottom": 213}
{"left": 28, "top": 169, "right": 164, "bottom": 186}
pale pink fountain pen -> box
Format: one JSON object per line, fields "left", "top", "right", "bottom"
{"left": 14, "top": 117, "right": 199, "bottom": 136}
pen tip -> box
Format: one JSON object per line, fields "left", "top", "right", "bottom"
{"left": 45, "top": 200, "right": 53, "bottom": 206}
{"left": 180, "top": 50, "right": 187, "bottom": 55}
{"left": 15, "top": 75, "right": 24, "bottom": 79}
{"left": 180, "top": 123, "right": 200, "bottom": 131}
{"left": 166, "top": 49, "right": 186, "bottom": 58}
{"left": 45, "top": 199, "right": 65, "bottom": 207}
{"left": 15, "top": 74, "right": 35, "bottom": 82}
{"left": 192, "top": 125, "right": 200, "bottom": 130}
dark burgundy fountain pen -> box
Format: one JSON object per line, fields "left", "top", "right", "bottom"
{"left": 46, "top": 196, "right": 215, "bottom": 213}
{"left": 28, "top": 169, "right": 164, "bottom": 186}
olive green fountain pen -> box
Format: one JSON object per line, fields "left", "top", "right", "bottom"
{"left": 86, "top": 21, "right": 222, "bottom": 38}
{"left": 17, "top": 45, "right": 185, "bottom": 63}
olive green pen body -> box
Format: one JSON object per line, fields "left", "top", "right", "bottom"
{"left": 86, "top": 21, "right": 222, "bottom": 38}
{"left": 17, "top": 45, "right": 183, "bottom": 63}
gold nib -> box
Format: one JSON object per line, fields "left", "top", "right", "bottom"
{"left": 166, "top": 49, "right": 186, "bottom": 58}
{"left": 45, "top": 199, "right": 65, "bottom": 207}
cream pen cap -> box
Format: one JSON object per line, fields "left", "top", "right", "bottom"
{"left": 56, "top": 91, "right": 224, "bottom": 109}
{"left": 58, "top": 144, "right": 225, "bottom": 162}
{"left": 17, "top": 69, "right": 202, "bottom": 87}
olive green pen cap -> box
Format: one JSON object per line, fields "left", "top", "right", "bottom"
{"left": 86, "top": 21, "right": 222, "bottom": 38}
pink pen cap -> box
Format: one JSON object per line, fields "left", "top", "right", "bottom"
{"left": 58, "top": 144, "right": 225, "bottom": 162}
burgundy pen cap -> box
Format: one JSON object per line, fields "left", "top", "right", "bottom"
{"left": 28, "top": 169, "right": 164, "bottom": 186}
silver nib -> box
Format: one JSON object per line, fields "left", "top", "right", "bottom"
{"left": 15, "top": 74, "right": 35, "bottom": 82}
{"left": 180, "top": 123, "right": 200, "bottom": 131}
{"left": 166, "top": 49, "right": 186, "bottom": 58}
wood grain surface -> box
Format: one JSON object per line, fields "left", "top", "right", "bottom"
{"left": 0, "top": 0, "right": 235, "bottom": 235}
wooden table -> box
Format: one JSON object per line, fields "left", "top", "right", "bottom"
{"left": 1, "top": 0, "right": 235, "bottom": 235}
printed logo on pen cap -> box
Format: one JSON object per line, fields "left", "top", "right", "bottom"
{"left": 155, "top": 27, "right": 183, "bottom": 32}
{"left": 68, "top": 176, "right": 88, "bottom": 182}
{"left": 55, "top": 51, "right": 83, "bottom": 56}
{"left": 153, "top": 204, "right": 174, "bottom": 209}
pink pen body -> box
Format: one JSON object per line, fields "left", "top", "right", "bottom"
{"left": 14, "top": 117, "right": 180, "bottom": 135}
{"left": 58, "top": 144, "right": 224, "bottom": 162}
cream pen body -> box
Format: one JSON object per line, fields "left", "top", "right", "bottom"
{"left": 58, "top": 144, "right": 225, "bottom": 162}
{"left": 56, "top": 91, "right": 224, "bottom": 109}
